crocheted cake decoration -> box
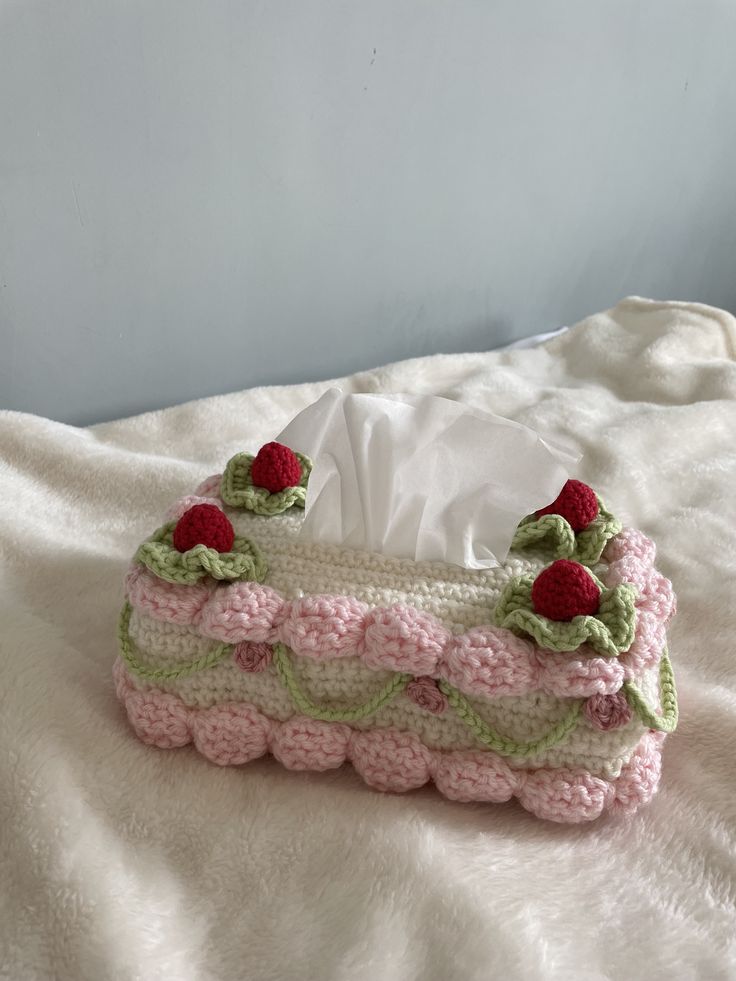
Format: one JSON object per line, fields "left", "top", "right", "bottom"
{"left": 173, "top": 504, "right": 235, "bottom": 554}
{"left": 250, "top": 442, "right": 303, "bottom": 493}
{"left": 536, "top": 478, "right": 599, "bottom": 531}
{"left": 530, "top": 559, "right": 600, "bottom": 620}
{"left": 115, "top": 427, "right": 678, "bottom": 825}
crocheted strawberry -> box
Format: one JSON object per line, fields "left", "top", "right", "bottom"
{"left": 531, "top": 559, "right": 600, "bottom": 621}
{"left": 536, "top": 479, "right": 599, "bottom": 532}
{"left": 173, "top": 504, "right": 235, "bottom": 553}
{"left": 250, "top": 442, "right": 302, "bottom": 493}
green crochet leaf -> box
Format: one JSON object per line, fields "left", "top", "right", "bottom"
{"left": 493, "top": 573, "right": 637, "bottom": 657}
{"left": 135, "top": 522, "right": 268, "bottom": 585}
{"left": 511, "top": 496, "right": 621, "bottom": 565}
{"left": 622, "top": 649, "right": 678, "bottom": 733}
{"left": 220, "top": 451, "right": 312, "bottom": 514}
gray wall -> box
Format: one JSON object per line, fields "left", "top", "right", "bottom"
{"left": 2, "top": 1, "right": 735, "bottom": 425}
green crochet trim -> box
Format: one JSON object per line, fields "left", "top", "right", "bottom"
{"left": 272, "top": 644, "right": 412, "bottom": 721}
{"left": 494, "top": 571, "right": 637, "bottom": 657}
{"left": 438, "top": 681, "right": 583, "bottom": 758}
{"left": 135, "top": 522, "right": 268, "bottom": 585}
{"left": 220, "top": 451, "right": 312, "bottom": 514}
{"left": 623, "top": 649, "right": 678, "bottom": 733}
{"left": 512, "top": 496, "right": 621, "bottom": 565}
{"left": 118, "top": 602, "right": 232, "bottom": 681}
{"left": 272, "top": 644, "right": 584, "bottom": 759}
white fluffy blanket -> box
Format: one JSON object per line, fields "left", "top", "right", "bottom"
{"left": 2, "top": 298, "right": 735, "bottom": 980}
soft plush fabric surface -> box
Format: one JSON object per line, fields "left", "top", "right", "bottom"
{"left": 1, "top": 297, "right": 735, "bottom": 980}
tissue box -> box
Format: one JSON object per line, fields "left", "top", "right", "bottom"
{"left": 114, "top": 440, "right": 677, "bottom": 824}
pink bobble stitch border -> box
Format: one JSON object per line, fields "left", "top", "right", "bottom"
{"left": 113, "top": 658, "right": 665, "bottom": 824}
{"left": 124, "top": 526, "right": 674, "bottom": 701}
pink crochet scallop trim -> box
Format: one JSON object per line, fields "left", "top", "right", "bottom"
{"left": 165, "top": 495, "right": 224, "bottom": 522}
{"left": 113, "top": 659, "right": 665, "bottom": 824}
{"left": 194, "top": 474, "right": 224, "bottom": 498}
{"left": 124, "top": 525, "right": 673, "bottom": 700}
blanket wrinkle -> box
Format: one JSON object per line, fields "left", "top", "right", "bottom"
{"left": 1, "top": 296, "right": 736, "bottom": 981}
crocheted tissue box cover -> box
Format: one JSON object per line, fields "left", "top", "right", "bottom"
{"left": 114, "top": 448, "right": 678, "bottom": 825}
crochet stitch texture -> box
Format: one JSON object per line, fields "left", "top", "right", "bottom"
{"left": 530, "top": 559, "right": 601, "bottom": 620}
{"left": 512, "top": 495, "right": 621, "bottom": 564}
{"left": 220, "top": 450, "right": 311, "bottom": 514}
{"left": 173, "top": 503, "right": 235, "bottom": 554}
{"left": 115, "top": 459, "right": 678, "bottom": 824}
{"left": 250, "top": 442, "right": 303, "bottom": 493}
{"left": 536, "top": 478, "right": 599, "bottom": 531}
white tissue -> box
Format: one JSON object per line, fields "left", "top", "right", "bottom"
{"left": 276, "top": 389, "right": 579, "bottom": 569}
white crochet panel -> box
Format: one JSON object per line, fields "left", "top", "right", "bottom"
{"left": 230, "top": 508, "right": 549, "bottom": 633}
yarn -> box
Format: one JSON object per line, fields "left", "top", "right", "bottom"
{"left": 128, "top": 541, "right": 669, "bottom": 696}
{"left": 166, "top": 495, "right": 223, "bottom": 523}
{"left": 432, "top": 751, "right": 518, "bottom": 803}
{"left": 115, "top": 676, "right": 665, "bottom": 822}
{"left": 125, "top": 563, "right": 214, "bottom": 625}
{"left": 119, "top": 606, "right": 676, "bottom": 749}
{"left": 350, "top": 729, "right": 434, "bottom": 793}
{"left": 495, "top": 572, "right": 637, "bottom": 658}
{"left": 118, "top": 601, "right": 232, "bottom": 681}
{"left": 119, "top": 599, "right": 678, "bottom": 764}
{"left": 583, "top": 691, "right": 633, "bottom": 731}
{"left": 251, "top": 442, "right": 302, "bottom": 493}
{"left": 536, "top": 479, "right": 599, "bottom": 531}
{"left": 406, "top": 676, "right": 448, "bottom": 715}
{"left": 437, "top": 680, "right": 583, "bottom": 758}
{"left": 622, "top": 650, "right": 678, "bottom": 733}
{"left": 116, "top": 463, "right": 678, "bottom": 822}
{"left": 211, "top": 501, "right": 538, "bottom": 631}
{"left": 173, "top": 503, "right": 235, "bottom": 554}
{"left": 512, "top": 495, "right": 621, "bottom": 565}
{"left": 363, "top": 605, "right": 451, "bottom": 674}
{"left": 124, "top": 690, "right": 191, "bottom": 749}
{"left": 604, "top": 526, "right": 657, "bottom": 566}
{"left": 516, "top": 766, "right": 614, "bottom": 823}
{"left": 220, "top": 451, "right": 311, "bottom": 514}
{"left": 233, "top": 641, "right": 273, "bottom": 673}
{"left": 271, "top": 717, "right": 351, "bottom": 771}
{"left": 272, "top": 642, "right": 412, "bottom": 723}
{"left": 531, "top": 560, "right": 600, "bottom": 621}
{"left": 136, "top": 523, "right": 267, "bottom": 585}
{"left": 192, "top": 702, "right": 272, "bottom": 766}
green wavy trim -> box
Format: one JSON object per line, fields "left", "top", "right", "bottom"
{"left": 438, "top": 681, "right": 583, "bottom": 758}
{"left": 512, "top": 496, "right": 621, "bottom": 565}
{"left": 118, "top": 602, "right": 233, "bottom": 681}
{"left": 135, "top": 522, "right": 268, "bottom": 585}
{"left": 271, "top": 644, "right": 585, "bottom": 759}
{"left": 494, "top": 572, "right": 637, "bottom": 657}
{"left": 622, "top": 649, "right": 678, "bottom": 733}
{"left": 272, "top": 643, "right": 412, "bottom": 721}
{"left": 220, "top": 451, "right": 312, "bottom": 514}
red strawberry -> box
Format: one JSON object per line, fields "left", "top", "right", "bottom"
{"left": 250, "top": 442, "right": 302, "bottom": 493}
{"left": 531, "top": 559, "right": 600, "bottom": 621}
{"left": 173, "top": 504, "right": 235, "bottom": 553}
{"left": 536, "top": 479, "right": 599, "bottom": 532}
